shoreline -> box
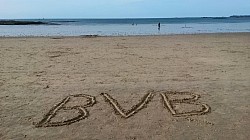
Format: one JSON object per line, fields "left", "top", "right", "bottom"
{"left": 0, "top": 32, "right": 250, "bottom": 38}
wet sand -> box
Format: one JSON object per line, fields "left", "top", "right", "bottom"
{"left": 0, "top": 33, "right": 250, "bottom": 139}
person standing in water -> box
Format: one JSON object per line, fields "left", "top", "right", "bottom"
{"left": 158, "top": 22, "right": 161, "bottom": 30}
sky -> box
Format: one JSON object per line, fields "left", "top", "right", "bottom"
{"left": 1, "top": 0, "right": 250, "bottom": 19}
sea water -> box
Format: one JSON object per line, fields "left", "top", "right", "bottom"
{"left": 0, "top": 17, "right": 250, "bottom": 36}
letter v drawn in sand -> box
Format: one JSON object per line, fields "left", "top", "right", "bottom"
{"left": 35, "top": 94, "right": 96, "bottom": 127}
{"left": 160, "top": 91, "right": 210, "bottom": 117}
{"left": 101, "top": 91, "right": 154, "bottom": 118}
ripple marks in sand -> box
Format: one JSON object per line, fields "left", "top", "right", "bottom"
{"left": 160, "top": 91, "right": 210, "bottom": 117}
{"left": 35, "top": 94, "right": 96, "bottom": 127}
{"left": 101, "top": 91, "right": 154, "bottom": 118}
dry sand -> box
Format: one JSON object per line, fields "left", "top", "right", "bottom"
{"left": 0, "top": 33, "right": 250, "bottom": 140}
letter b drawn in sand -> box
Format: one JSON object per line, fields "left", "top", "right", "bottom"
{"left": 160, "top": 91, "right": 210, "bottom": 117}
{"left": 35, "top": 94, "right": 96, "bottom": 127}
{"left": 101, "top": 91, "right": 154, "bottom": 118}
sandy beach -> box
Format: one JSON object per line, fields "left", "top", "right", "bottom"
{"left": 0, "top": 33, "right": 249, "bottom": 139}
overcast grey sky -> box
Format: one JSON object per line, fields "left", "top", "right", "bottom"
{"left": 1, "top": 0, "right": 250, "bottom": 19}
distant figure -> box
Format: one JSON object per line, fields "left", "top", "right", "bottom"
{"left": 158, "top": 22, "right": 161, "bottom": 30}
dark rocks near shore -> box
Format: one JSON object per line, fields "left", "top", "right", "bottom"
{"left": 0, "top": 20, "right": 59, "bottom": 25}
{"left": 80, "top": 35, "right": 99, "bottom": 38}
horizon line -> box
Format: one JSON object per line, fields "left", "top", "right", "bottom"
{"left": 1, "top": 15, "right": 250, "bottom": 20}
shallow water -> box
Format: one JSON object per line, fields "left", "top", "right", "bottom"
{"left": 0, "top": 18, "right": 250, "bottom": 36}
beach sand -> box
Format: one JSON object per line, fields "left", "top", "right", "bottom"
{"left": 0, "top": 33, "right": 249, "bottom": 139}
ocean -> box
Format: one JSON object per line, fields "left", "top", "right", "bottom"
{"left": 1, "top": 17, "right": 250, "bottom": 36}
